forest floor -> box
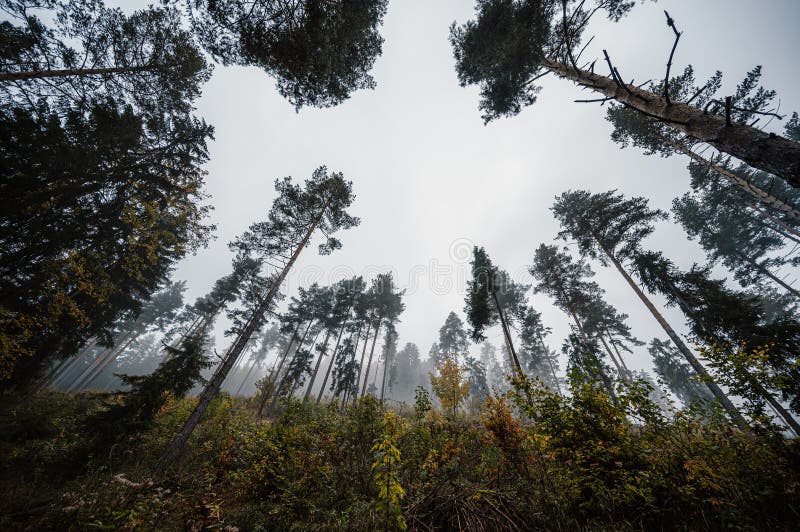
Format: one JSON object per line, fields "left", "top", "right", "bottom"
{"left": 1, "top": 389, "right": 799, "bottom": 531}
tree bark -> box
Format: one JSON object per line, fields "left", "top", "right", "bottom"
{"left": 738, "top": 252, "right": 800, "bottom": 298}
{"left": 544, "top": 59, "right": 800, "bottom": 186}
{"left": 156, "top": 199, "right": 328, "bottom": 469}
{"left": 360, "top": 321, "right": 382, "bottom": 398}
{"left": 0, "top": 64, "right": 154, "bottom": 81}
{"left": 601, "top": 246, "right": 746, "bottom": 426}
{"left": 353, "top": 320, "right": 373, "bottom": 401}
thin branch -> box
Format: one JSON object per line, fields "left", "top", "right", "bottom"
{"left": 574, "top": 97, "right": 613, "bottom": 104}
{"left": 662, "top": 11, "right": 681, "bottom": 106}
{"left": 686, "top": 80, "right": 713, "bottom": 106}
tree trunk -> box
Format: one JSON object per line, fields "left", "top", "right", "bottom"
{"left": 598, "top": 334, "right": 631, "bottom": 384}
{"left": 80, "top": 334, "right": 137, "bottom": 390}
{"left": 0, "top": 64, "right": 154, "bottom": 81}
{"left": 491, "top": 290, "right": 524, "bottom": 378}
{"left": 360, "top": 321, "right": 382, "bottom": 398}
{"left": 303, "top": 331, "right": 332, "bottom": 401}
{"left": 268, "top": 322, "right": 318, "bottom": 414}
{"left": 67, "top": 330, "right": 136, "bottom": 391}
{"left": 40, "top": 336, "right": 100, "bottom": 391}
{"left": 738, "top": 252, "right": 800, "bottom": 298}
{"left": 317, "top": 309, "right": 351, "bottom": 404}
{"left": 670, "top": 141, "right": 800, "bottom": 227}
{"left": 601, "top": 246, "right": 746, "bottom": 426}
{"left": 605, "top": 331, "right": 632, "bottom": 374}
{"left": 535, "top": 332, "right": 562, "bottom": 395}
{"left": 749, "top": 203, "right": 800, "bottom": 245}
{"left": 257, "top": 322, "right": 302, "bottom": 418}
{"left": 234, "top": 361, "right": 258, "bottom": 396}
{"left": 380, "top": 343, "right": 393, "bottom": 405}
{"left": 543, "top": 59, "right": 800, "bottom": 185}
{"left": 156, "top": 199, "right": 328, "bottom": 469}
{"left": 354, "top": 320, "right": 373, "bottom": 401}
{"left": 290, "top": 328, "right": 323, "bottom": 397}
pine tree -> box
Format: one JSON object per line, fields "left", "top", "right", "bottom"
{"left": 157, "top": 167, "right": 358, "bottom": 468}
{"left": 450, "top": 2, "right": 800, "bottom": 184}
{"left": 190, "top": 0, "right": 388, "bottom": 109}
{"left": 605, "top": 67, "right": 800, "bottom": 224}
{"left": 359, "top": 273, "right": 405, "bottom": 399}
{"left": 1, "top": 0, "right": 210, "bottom": 119}
{"left": 551, "top": 189, "right": 744, "bottom": 424}
{"left": 0, "top": 98, "right": 213, "bottom": 389}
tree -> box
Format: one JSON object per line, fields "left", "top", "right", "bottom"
{"left": 450, "top": 1, "right": 800, "bottom": 184}
{"left": 518, "top": 307, "right": 561, "bottom": 393}
{"left": 430, "top": 357, "right": 470, "bottom": 417}
{"left": 673, "top": 191, "right": 799, "bottom": 298}
{"left": 436, "top": 311, "right": 470, "bottom": 363}
{"left": 605, "top": 67, "right": 800, "bottom": 224}
{"left": 633, "top": 251, "right": 800, "bottom": 431}
{"left": 550, "top": 189, "right": 744, "bottom": 424}
{"left": 465, "top": 246, "right": 529, "bottom": 376}
{"left": 0, "top": 98, "right": 213, "bottom": 390}
{"left": 65, "top": 280, "right": 187, "bottom": 392}
{"left": 390, "top": 342, "right": 421, "bottom": 403}
{"left": 359, "top": 273, "right": 405, "bottom": 398}
{"left": 316, "top": 277, "right": 364, "bottom": 403}
{"left": 649, "top": 338, "right": 714, "bottom": 408}
{"left": 1, "top": 0, "right": 210, "bottom": 119}
{"left": 464, "top": 355, "right": 489, "bottom": 409}
{"left": 88, "top": 332, "right": 211, "bottom": 445}
{"left": 190, "top": 0, "right": 388, "bottom": 109}
{"left": 157, "top": 166, "right": 358, "bottom": 468}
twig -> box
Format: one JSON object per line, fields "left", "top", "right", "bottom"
{"left": 686, "top": 80, "right": 713, "bottom": 106}
{"left": 663, "top": 11, "right": 681, "bottom": 106}
{"left": 575, "top": 35, "right": 595, "bottom": 62}
{"left": 725, "top": 96, "right": 732, "bottom": 126}
{"left": 574, "top": 97, "right": 613, "bottom": 104}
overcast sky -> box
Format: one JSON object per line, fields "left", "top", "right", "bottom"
{"left": 174, "top": 0, "right": 800, "bottom": 375}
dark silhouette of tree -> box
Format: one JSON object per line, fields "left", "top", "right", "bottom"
{"left": 450, "top": 1, "right": 800, "bottom": 184}
{"left": 518, "top": 306, "right": 561, "bottom": 393}
{"left": 633, "top": 251, "right": 800, "bottom": 432}
{"left": 0, "top": 98, "right": 213, "bottom": 390}
{"left": 437, "top": 311, "right": 470, "bottom": 363}
{"left": 190, "top": 0, "right": 388, "bottom": 109}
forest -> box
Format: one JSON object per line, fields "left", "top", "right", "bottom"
{"left": 1, "top": 0, "right": 800, "bottom": 530}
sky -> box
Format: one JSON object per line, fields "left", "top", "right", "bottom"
{"left": 173, "top": 0, "right": 800, "bottom": 376}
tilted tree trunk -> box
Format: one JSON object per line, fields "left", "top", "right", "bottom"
{"left": 360, "top": 320, "right": 382, "bottom": 398}
{"left": 491, "top": 290, "right": 524, "bottom": 378}
{"left": 39, "top": 336, "right": 100, "bottom": 391}
{"left": 543, "top": 59, "right": 800, "bottom": 185}
{"left": 289, "top": 328, "right": 323, "bottom": 397}
{"left": 68, "top": 329, "right": 137, "bottom": 391}
{"left": 234, "top": 361, "right": 259, "bottom": 396}
{"left": 303, "top": 331, "right": 332, "bottom": 402}
{"left": 380, "top": 348, "right": 392, "bottom": 405}
{"left": 749, "top": 203, "right": 800, "bottom": 245}
{"left": 258, "top": 318, "right": 314, "bottom": 418}
{"left": 317, "top": 308, "right": 351, "bottom": 404}
{"left": 267, "top": 321, "right": 316, "bottom": 415}
{"left": 605, "top": 330, "right": 632, "bottom": 374}
{"left": 669, "top": 141, "right": 800, "bottom": 228}
{"left": 353, "top": 320, "right": 373, "bottom": 402}
{"left": 599, "top": 244, "right": 746, "bottom": 426}
{"left": 156, "top": 200, "right": 328, "bottom": 469}
{"left": 339, "top": 324, "right": 364, "bottom": 411}
{"left": 0, "top": 64, "right": 155, "bottom": 81}
{"left": 257, "top": 322, "right": 303, "bottom": 418}
{"left": 737, "top": 251, "right": 800, "bottom": 298}
{"left": 535, "top": 331, "right": 562, "bottom": 395}
{"left": 598, "top": 334, "right": 632, "bottom": 384}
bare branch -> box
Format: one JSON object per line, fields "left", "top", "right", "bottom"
{"left": 662, "top": 11, "right": 681, "bottom": 106}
